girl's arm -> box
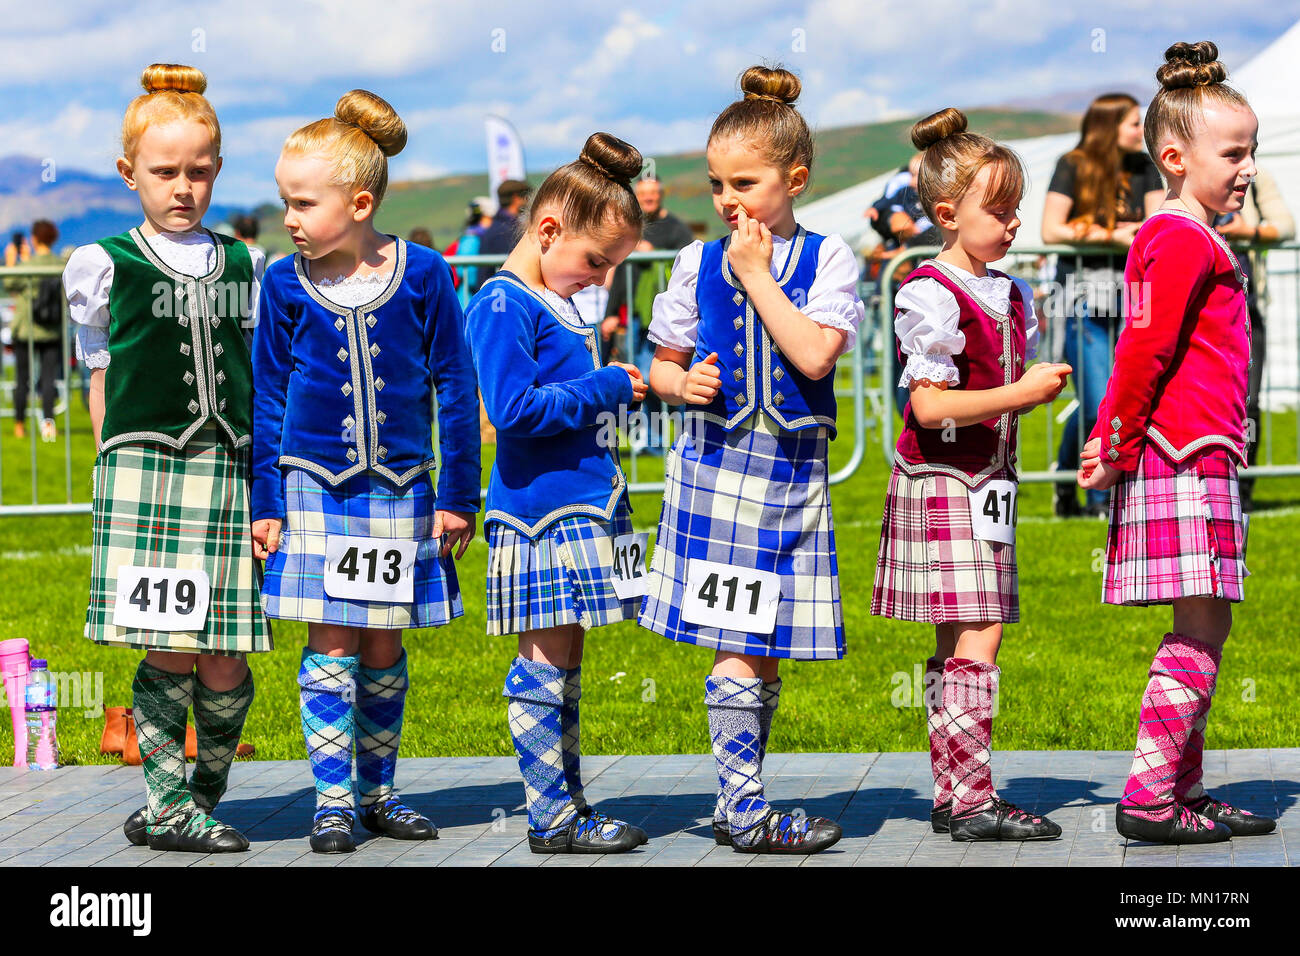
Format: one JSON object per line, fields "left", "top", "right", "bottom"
{"left": 466, "top": 290, "right": 634, "bottom": 438}
{"left": 249, "top": 273, "right": 293, "bottom": 530}
{"left": 650, "top": 346, "right": 720, "bottom": 405}
{"left": 425, "top": 256, "right": 482, "bottom": 517}
{"left": 908, "top": 363, "right": 1070, "bottom": 429}
{"left": 727, "top": 211, "right": 848, "bottom": 380}
{"left": 89, "top": 369, "right": 105, "bottom": 446}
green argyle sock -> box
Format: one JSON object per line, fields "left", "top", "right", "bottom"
{"left": 189, "top": 669, "right": 254, "bottom": 813}
{"left": 132, "top": 661, "right": 197, "bottom": 832}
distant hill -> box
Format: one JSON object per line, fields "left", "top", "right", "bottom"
{"left": 1, "top": 108, "right": 1078, "bottom": 256}
{"left": 0, "top": 156, "right": 242, "bottom": 251}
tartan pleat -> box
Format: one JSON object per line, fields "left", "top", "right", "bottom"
{"left": 871, "top": 466, "right": 1019, "bottom": 624}
{"left": 87, "top": 432, "right": 271, "bottom": 655}
{"left": 261, "top": 467, "right": 462, "bottom": 628}
{"left": 1104, "top": 445, "right": 1247, "bottom": 606}
{"left": 485, "top": 508, "right": 637, "bottom": 635}
{"left": 637, "top": 413, "right": 844, "bottom": 661}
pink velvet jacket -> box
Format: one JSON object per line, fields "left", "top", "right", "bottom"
{"left": 1092, "top": 210, "right": 1251, "bottom": 471}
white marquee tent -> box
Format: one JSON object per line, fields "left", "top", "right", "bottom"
{"left": 800, "top": 24, "right": 1300, "bottom": 408}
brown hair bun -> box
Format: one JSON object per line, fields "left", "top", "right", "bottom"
{"left": 911, "top": 107, "right": 968, "bottom": 150}
{"left": 578, "top": 132, "right": 643, "bottom": 184}
{"left": 739, "top": 65, "right": 801, "bottom": 105}
{"left": 1156, "top": 41, "right": 1228, "bottom": 91}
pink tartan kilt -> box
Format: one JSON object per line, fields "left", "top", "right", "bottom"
{"left": 871, "top": 464, "right": 1019, "bottom": 624}
{"left": 1103, "top": 444, "right": 1247, "bottom": 605}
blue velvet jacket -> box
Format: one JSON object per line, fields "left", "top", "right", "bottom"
{"left": 250, "top": 239, "right": 481, "bottom": 521}
{"left": 465, "top": 271, "right": 633, "bottom": 537}
{"left": 695, "top": 226, "right": 839, "bottom": 436}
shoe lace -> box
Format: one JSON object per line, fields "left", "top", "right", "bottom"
{"left": 313, "top": 808, "right": 353, "bottom": 832}
{"left": 767, "top": 812, "right": 813, "bottom": 845}
{"left": 574, "top": 809, "right": 626, "bottom": 841}
{"left": 378, "top": 799, "right": 423, "bottom": 825}
{"left": 993, "top": 798, "right": 1043, "bottom": 825}
{"left": 1176, "top": 805, "right": 1215, "bottom": 832}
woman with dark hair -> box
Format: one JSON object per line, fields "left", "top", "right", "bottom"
{"left": 1042, "top": 93, "right": 1165, "bottom": 516}
{"left": 5, "top": 219, "right": 64, "bottom": 441}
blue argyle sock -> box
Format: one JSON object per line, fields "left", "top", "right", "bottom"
{"left": 560, "top": 666, "right": 588, "bottom": 812}
{"left": 706, "top": 675, "right": 770, "bottom": 845}
{"left": 298, "top": 650, "right": 358, "bottom": 815}
{"left": 504, "top": 656, "right": 578, "bottom": 836}
{"left": 715, "top": 677, "right": 780, "bottom": 826}
{"left": 355, "top": 649, "right": 408, "bottom": 811}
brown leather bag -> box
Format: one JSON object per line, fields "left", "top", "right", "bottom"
{"left": 102, "top": 706, "right": 253, "bottom": 762}
{"left": 100, "top": 706, "right": 129, "bottom": 755}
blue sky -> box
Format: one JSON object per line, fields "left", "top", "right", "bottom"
{"left": 3, "top": 0, "right": 1298, "bottom": 205}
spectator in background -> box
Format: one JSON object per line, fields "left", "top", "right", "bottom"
{"left": 408, "top": 227, "right": 435, "bottom": 249}
{"left": 601, "top": 175, "right": 693, "bottom": 454}
{"left": 232, "top": 213, "right": 265, "bottom": 259}
{"left": 443, "top": 196, "right": 495, "bottom": 309}
{"left": 472, "top": 179, "right": 530, "bottom": 294}
{"left": 1214, "top": 165, "right": 1294, "bottom": 512}
{"left": 4, "top": 220, "right": 65, "bottom": 441}
{"left": 1042, "top": 92, "right": 1164, "bottom": 518}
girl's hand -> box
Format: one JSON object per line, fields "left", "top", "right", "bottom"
{"left": 726, "top": 207, "right": 773, "bottom": 285}
{"left": 1110, "top": 222, "right": 1140, "bottom": 247}
{"left": 608, "top": 361, "right": 649, "bottom": 402}
{"left": 1015, "top": 362, "right": 1071, "bottom": 409}
{"left": 683, "top": 352, "right": 722, "bottom": 404}
{"left": 1078, "top": 437, "right": 1122, "bottom": 490}
{"left": 434, "top": 509, "right": 476, "bottom": 560}
{"left": 251, "top": 518, "right": 282, "bottom": 561}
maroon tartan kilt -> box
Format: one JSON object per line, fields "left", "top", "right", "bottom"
{"left": 871, "top": 464, "right": 1019, "bottom": 624}
{"left": 1103, "top": 443, "right": 1247, "bottom": 605}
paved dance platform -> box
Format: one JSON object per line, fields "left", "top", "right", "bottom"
{"left": 0, "top": 749, "right": 1294, "bottom": 867}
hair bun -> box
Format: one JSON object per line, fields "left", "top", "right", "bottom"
{"left": 911, "top": 107, "right": 968, "bottom": 150}
{"left": 141, "top": 63, "right": 207, "bottom": 96}
{"left": 739, "top": 65, "right": 801, "bottom": 106}
{"left": 1157, "top": 40, "right": 1227, "bottom": 91}
{"left": 335, "top": 90, "right": 407, "bottom": 157}
{"left": 578, "top": 132, "right": 643, "bottom": 185}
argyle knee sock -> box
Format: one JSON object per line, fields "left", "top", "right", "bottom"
{"left": 944, "top": 659, "right": 1000, "bottom": 819}
{"left": 706, "top": 675, "right": 770, "bottom": 846}
{"left": 133, "top": 661, "right": 197, "bottom": 830}
{"left": 560, "top": 666, "right": 588, "bottom": 812}
{"left": 715, "top": 677, "right": 781, "bottom": 826}
{"left": 298, "top": 650, "right": 359, "bottom": 815}
{"left": 188, "top": 668, "right": 254, "bottom": 813}
{"left": 504, "top": 656, "right": 578, "bottom": 836}
{"left": 355, "top": 649, "right": 409, "bottom": 811}
{"left": 1172, "top": 641, "right": 1223, "bottom": 807}
{"left": 925, "top": 657, "right": 952, "bottom": 810}
{"left": 1122, "top": 634, "right": 1220, "bottom": 821}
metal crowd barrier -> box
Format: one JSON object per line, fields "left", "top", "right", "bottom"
{"left": 876, "top": 242, "right": 1300, "bottom": 482}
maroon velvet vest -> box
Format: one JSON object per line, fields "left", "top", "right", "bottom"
{"left": 894, "top": 261, "right": 1028, "bottom": 487}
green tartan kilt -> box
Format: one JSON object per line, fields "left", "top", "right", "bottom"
{"left": 86, "top": 429, "right": 273, "bottom": 655}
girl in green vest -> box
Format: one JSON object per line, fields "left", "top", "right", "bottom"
{"left": 62, "top": 63, "right": 270, "bottom": 853}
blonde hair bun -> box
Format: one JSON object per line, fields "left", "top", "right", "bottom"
{"left": 911, "top": 107, "right": 968, "bottom": 150}
{"left": 141, "top": 63, "right": 207, "bottom": 96}
{"left": 335, "top": 90, "right": 407, "bottom": 157}
{"left": 578, "top": 132, "right": 642, "bottom": 185}
{"left": 739, "top": 65, "right": 801, "bottom": 106}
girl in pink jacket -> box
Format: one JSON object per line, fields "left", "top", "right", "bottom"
{"left": 1079, "top": 41, "right": 1275, "bottom": 845}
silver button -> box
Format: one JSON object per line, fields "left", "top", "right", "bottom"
{"left": 213, "top": 344, "right": 223, "bottom": 357}
{"left": 347, "top": 448, "right": 358, "bottom": 462}
{"left": 377, "top": 411, "right": 387, "bottom": 424}
{"left": 370, "top": 343, "right": 380, "bottom": 357}
{"left": 343, "top": 415, "right": 355, "bottom": 428}
{"left": 733, "top": 343, "right": 743, "bottom": 357}
{"left": 733, "top": 316, "right": 744, "bottom": 330}
{"left": 1110, "top": 416, "right": 1122, "bottom": 430}
{"left": 218, "top": 398, "right": 227, "bottom": 412}
{"left": 178, "top": 316, "right": 188, "bottom": 328}
{"left": 179, "top": 343, "right": 191, "bottom": 356}
{"left": 183, "top": 371, "right": 194, "bottom": 386}
{"left": 210, "top": 316, "right": 220, "bottom": 328}
{"left": 374, "top": 377, "right": 385, "bottom": 391}
{"left": 733, "top": 291, "right": 744, "bottom": 306}
{"left": 1107, "top": 448, "right": 1120, "bottom": 462}
{"left": 773, "top": 368, "right": 785, "bottom": 382}
{"left": 341, "top": 382, "right": 353, "bottom": 396}
{"left": 216, "top": 371, "right": 226, "bottom": 385}
{"left": 187, "top": 400, "right": 200, "bottom": 414}
{"left": 610, "top": 474, "right": 620, "bottom": 488}
{"left": 773, "top": 392, "right": 785, "bottom": 407}
{"left": 733, "top": 369, "right": 743, "bottom": 381}
{"left": 334, "top": 317, "right": 345, "bottom": 331}
{"left": 337, "top": 348, "right": 348, "bottom": 362}
{"left": 990, "top": 455, "right": 999, "bottom": 465}
{"left": 997, "top": 355, "right": 1006, "bottom": 367}
{"left": 366, "top": 315, "right": 377, "bottom": 328}
{"left": 737, "top": 393, "right": 747, "bottom": 405}
{"left": 1110, "top": 434, "right": 1120, "bottom": 446}
{"left": 377, "top": 445, "right": 388, "bottom": 461}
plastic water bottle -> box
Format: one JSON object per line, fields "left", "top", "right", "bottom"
{"left": 24, "top": 660, "right": 59, "bottom": 770}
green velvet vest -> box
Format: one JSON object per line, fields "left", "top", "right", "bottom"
{"left": 98, "top": 229, "right": 254, "bottom": 452}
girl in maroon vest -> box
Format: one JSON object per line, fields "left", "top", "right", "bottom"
{"left": 1079, "top": 42, "right": 1275, "bottom": 844}
{"left": 871, "top": 108, "right": 1072, "bottom": 841}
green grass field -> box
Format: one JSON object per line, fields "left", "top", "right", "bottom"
{"left": 2, "top": 365, "right": 1299, "bottom": 767}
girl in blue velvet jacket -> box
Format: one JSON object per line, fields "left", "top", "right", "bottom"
{"left": 251, "top": 91, "right": 480, "bottom": 854}
{"left": 464, "top": 133, "right": 650, "bottom": 855}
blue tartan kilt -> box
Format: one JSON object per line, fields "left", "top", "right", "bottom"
{"left": 638, "top": 412, "right": 845, "bottom": 661}
{"left": 261, "top": 466, "right": 462, "bottom": 629}
{"left": 485, "top": 506, "right": 638, "bottom": 635}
